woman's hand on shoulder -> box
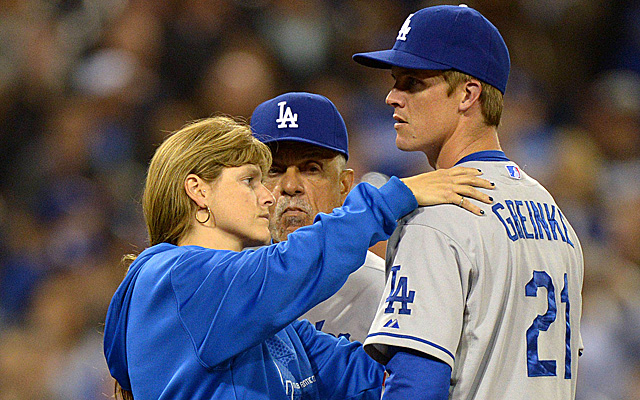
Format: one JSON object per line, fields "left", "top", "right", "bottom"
{"left": 400, "top": 167, "right": 494, "bottom": 215}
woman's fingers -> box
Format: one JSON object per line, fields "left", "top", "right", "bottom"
{"left": 400, "top": 167, "right": 495, "bottom": 214}
{"left": 454, "top": 184, "right": 494, "bottom": 204}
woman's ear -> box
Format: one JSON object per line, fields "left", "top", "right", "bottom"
{"left": 184, "top": 174, "right": 209, "bottom": 208}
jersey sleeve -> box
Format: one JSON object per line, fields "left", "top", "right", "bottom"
{"left": 292, "top": 319, "right": 384, "bottom": 400}
{"left": 364, "top": 223, "right": 472, "bottom": 369}
{"left": 171, "top": 177, "right": 418, "bottom": 368}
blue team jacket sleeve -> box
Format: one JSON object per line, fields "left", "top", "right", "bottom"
{"left": 293, "top": 319, "right": 384, "bottom": 400}
{"left": 171, "top": 177, "right": 417, "bottom": 368}
{"left": 382, "top": 347, "right": 452, "bottom": 400}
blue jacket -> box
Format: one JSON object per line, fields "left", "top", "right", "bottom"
{"left": 103, "top": 177, "right": 417, "bottom": 399}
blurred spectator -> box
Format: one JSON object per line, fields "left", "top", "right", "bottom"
{"left": 499, "top": 68, "right": 556, "bottom": 183}
{"left": 256, "top": 0, "right": 332, "bottom": 83}
{"left": 197, "top": 37, "right": 280, "bottom": 119}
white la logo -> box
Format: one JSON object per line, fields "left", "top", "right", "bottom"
{"left": 276, "top": 101, "right": 298, "bottom": 128}
{"left": 396, "top": 13, "right": 414, "bottom": 41}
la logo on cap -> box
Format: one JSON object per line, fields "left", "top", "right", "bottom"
{"left": 276, "top": 101, "right": 298, "bottom": 128}
{"left": 396, "top": 13, "right": 414, "bottom": 41}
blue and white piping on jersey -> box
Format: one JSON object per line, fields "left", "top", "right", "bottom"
{"left": 366, "top": 332, "right": 455, "bottom": 361}
{"left": 454, "top": 150, "right": 510, "bottom": 165}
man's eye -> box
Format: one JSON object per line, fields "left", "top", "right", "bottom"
{"left": 305, "top": 163, "right": 321, "bottom": 173}
{"left": 407, "top": 77, "right": 420, "bottom": 88}
{"left": 268, "top": 167, "right": 283, "bottom": 175}
{"left": 397, "top": 77, "right": 422, "bottom": 92}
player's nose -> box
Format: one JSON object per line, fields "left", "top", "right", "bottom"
{"left": 386, "top": 88, "right": 404, "bottom": 108}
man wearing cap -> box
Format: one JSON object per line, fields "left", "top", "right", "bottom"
{"left": 353, "top": 5, "right": 584, "bottom": 399}
{"left": 251, "top": 92, "right": 386, "bottom": 343}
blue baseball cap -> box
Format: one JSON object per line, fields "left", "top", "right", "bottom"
{"left": 353, "top": 5, "right": 510, "bottom": 94}
{"left": 251, "top": 92, "right": 349, "bottom": 159}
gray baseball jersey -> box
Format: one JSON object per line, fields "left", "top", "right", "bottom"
{"left": 302, "top": 250, "right": 385, "bottom": 343}
{"left": 364, "top": 152, "right": 584, "bottom": 399}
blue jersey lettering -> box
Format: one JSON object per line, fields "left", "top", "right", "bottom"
{"left": 531, "top": 201, "right": 551, "bottom": 240}
{"left": 384, "top": 265, "right": 415, "bottom": 315}
{"left": 493, "top": 200, "right": 574, "bottom": 247}
{"left": 516, "top": 200, "right": 535, "bottom": 239}
{"left": 505, "top": 200, "right": 525, "bottom": 239}
{"left": 525, "top": 201, "right": 539, "bottom": 239}
{"left": 493, "top": 203, "right": 519, "bottom": 241}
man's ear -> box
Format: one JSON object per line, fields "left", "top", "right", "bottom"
{"left": 339, "top": 169, "right": 355, "bottom": 201}
{"left": 184, "top": 174, "right": 210, "bottom": 208}
{"left": 459, "top": 79, "right": 482, "bottom": 113}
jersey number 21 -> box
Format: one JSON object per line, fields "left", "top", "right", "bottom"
{"left": 525, "top": 271, "right": 571, "bottom": 379}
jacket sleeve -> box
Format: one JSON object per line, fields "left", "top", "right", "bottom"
{"left": 293, "top": 319, "right": 384, "bottom": 400}
{"left": 382, "top": 347, "right": 451, "bottom": 400}
{"left": 170, "top": 177, "right": 417, "bottom": 368}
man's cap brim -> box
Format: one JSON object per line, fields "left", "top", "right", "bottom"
{"left": 256, "top": 135, "right": 347, "bottom": 158}
{"left": 353, "top": 50, "right": 451, "bottom": 71}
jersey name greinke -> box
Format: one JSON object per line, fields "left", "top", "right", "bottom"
{"left": 276, "top": 101, "right": 298, "bottom": 128}
{"left": 492, "top": 200, "right": 574, "bottom": 246}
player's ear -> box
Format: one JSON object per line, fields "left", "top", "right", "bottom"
{"left": 339, "top": 168, "right": 355, "bottom": 200}
{"left": 459, "top": 79, "right": 482, "bottom": 113}
{"left": 184, "top": 174, "right": 210, "bottom": 208}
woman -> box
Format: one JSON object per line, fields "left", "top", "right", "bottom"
{"left": 103, "top": 116, "right": 492, "bottom": 399}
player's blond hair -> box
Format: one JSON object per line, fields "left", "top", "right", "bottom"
{"left": 143, "top": 115, "right": 272, "bottom": 246}
{"left": 442, "top": 70, "right": 504, "bottom": 127}
{"left": 115, "top": 115, "right": 271, "bottom": 399}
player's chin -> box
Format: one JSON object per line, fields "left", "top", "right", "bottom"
{"left": 395, "top": 136, "right": 416, "bottom": 152}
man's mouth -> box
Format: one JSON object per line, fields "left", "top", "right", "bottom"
{"left": 281, "top": 207, "right": 307, "bottom": 218}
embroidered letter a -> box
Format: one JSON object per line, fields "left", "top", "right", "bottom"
{"left": 276, "top": 101, "right": 298, "bottom": 128}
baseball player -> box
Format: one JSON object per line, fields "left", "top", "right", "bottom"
{"left": 251, "top": 92, "right": 385, "bottom": 343}
{"left": 352, "top": 5, "right": 584, "bottom": 399}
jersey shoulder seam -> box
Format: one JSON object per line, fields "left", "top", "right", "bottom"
{"left": 398, "top": 221, "right": 476, "bottom": 273}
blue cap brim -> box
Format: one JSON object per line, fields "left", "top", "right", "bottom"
{"left": 353, "top": 49, "right": 451, "bottom": 71}
{"left": 258, "top": 136, "right": 348, "bottom": 158}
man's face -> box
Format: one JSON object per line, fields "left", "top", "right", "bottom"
{"left": 264, "top": 141, "right": 353, "bottom": 242}
{"left": 385, "top": 67, "right": 461, "bottom": 167}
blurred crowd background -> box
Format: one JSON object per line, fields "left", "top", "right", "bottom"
{"left": 0, "top": 0, "right": 639, "bottom": 398}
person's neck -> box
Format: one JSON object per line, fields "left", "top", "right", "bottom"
{"left": 433, "top": 124, "right": 501, "bottom": 170}
{"left": 178, "top": 226, "right": 243, "bottom": 252}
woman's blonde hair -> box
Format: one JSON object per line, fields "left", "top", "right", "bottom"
{"left": 142, "top": 115, "right": 272, "bottom": 246}
{"left": 115, "top": 116, "right": 271, "bottom": 399}
{"left": 442, "top": 70, "right": 504, "bottom": 127}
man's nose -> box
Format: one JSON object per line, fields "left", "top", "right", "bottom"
{"left": 279, "top": 167, "right": 304, "bottom": 196}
